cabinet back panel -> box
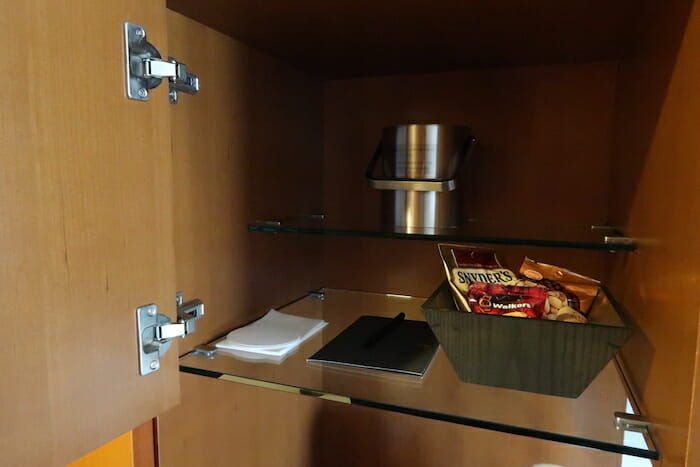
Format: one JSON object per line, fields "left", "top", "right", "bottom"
{"left": 322, "top": 63, "right": 617, "bottom": 295}
{"left": 314, "top": 63, "right": 618, "bottom": 467}
{"left": 316, "top": 65, "right": 618, "bottom": 467}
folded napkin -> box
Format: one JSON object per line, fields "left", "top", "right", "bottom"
{"left": 216, "top": 310, "right": 327, "bottom": 362}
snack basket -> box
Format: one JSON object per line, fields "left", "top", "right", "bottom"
{"left": 421, "top": 281, "right": 631, "bottom": 398}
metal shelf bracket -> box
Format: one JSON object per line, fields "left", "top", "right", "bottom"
{"left": 614, "top": 412, "right": 652, "bottom": 433}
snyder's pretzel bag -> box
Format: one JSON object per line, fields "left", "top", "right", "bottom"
{"left": 439, "top": 244, "right": 517, "bottom": 312}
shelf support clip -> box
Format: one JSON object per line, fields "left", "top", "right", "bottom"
{"left": 614, "top": 412, "right": 652, "bottom": 432}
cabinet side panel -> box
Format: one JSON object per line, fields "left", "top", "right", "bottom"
{"left": 166, "top": 10, "right": 323, "bottom": 352}
{"left": 608, "top": 1, "right": 697, "bottom": 466}
{"left": 159, "top": 10, "right": 323, "bottom": 466}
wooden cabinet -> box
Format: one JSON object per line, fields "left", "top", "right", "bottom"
{"left": 4, "top": 0, "right": 700, "bottom": 466}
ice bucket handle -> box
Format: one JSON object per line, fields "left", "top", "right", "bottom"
{"left": 365, "top": 136, "right": 475, "bottom": 192}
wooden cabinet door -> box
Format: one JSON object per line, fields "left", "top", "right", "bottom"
{"left": 0, "top": 1, "right": 179, "bottom": 466}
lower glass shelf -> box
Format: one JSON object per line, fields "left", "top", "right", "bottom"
{"left": 179, "top": 288, "right": 658, "bottom": 460}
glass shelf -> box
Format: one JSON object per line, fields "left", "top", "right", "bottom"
{"left": 247, "top": 216, "right": 636, "bottom": 251}
{"left": 180, "top": 289, "right": 657, "bottom": 460}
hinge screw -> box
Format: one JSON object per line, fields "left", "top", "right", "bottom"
{"left": 147, "top": 307, "right": 156, "bottom": 317}
{"left": 135, "top": 28, "right": 145, "bottom": 38}
{"left": 150, "top": 360, "right": 159, "bottom": 370}
{"left": 137, "top": 88, "right": 148, "bottom": 98}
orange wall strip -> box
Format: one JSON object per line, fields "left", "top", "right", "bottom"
{"left": 67, "top": 431, "right": 134, "bottom": 467}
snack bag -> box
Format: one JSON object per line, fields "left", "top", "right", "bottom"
{"left": 467, "top": 283, "right": 548, "bottom": 318}
{"left": 519, "top": 257, "right": 599, "bottom": 318}
{"left": 439, "top": 246, "right": 590, "bottom": 323}
{"left": 439, "top": 244, "right": 516, "bottom": 312}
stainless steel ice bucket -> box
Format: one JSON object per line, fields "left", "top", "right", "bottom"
{"left": 366, "top": 124, "right": 474, "bottom": 232}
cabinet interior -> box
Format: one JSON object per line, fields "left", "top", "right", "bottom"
{"left": 161, "top": 1, "right": 698, "bottom": 465}
{"left": 167, "top": 0, "right": 639, "bottom": 78}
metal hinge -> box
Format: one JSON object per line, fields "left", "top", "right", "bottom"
{"left": 176, "top": 292, "right": 205, "bottom": 335}
{"left": 123, "top": 22, "right": 200, "bottom": 104}
{"left": 136, "top": 293, "right": 205, "bottom": 376}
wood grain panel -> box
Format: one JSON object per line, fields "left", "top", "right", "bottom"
{"left": 0, "top": 2, "right": 178, "bottom": 466}
{"left": 167, "top": 0, "right": 638, "bottom": 78}
{"left": 313, "top": 402, "right": 623, "bottom": 467}
{"left": 133, "top": 420, "right": 157, "bottom": 467}
{"left": 167, "top": 373, "right": 623, "bottom": 467}
{"left": 160, "top": 373, "right": 323, "bottom": 467}
{"left": 321, "top": 63, "right": 617, "bottom": 296}
{"left": 166, "top": 10, "right": 323, "bottom": 353}
{"left": 159, "top": 9, "right": 323, "bottom": 466}
{"left": 607, "top": 1, "right": 697, "bottom": 466}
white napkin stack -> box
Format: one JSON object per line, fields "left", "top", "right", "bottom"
{"left": 215, "top": 310, "right": 327, "bottom": 363}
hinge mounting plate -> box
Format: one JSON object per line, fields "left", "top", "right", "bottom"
{"left": 136, "top": 304, "right": 175, "bottom": 376}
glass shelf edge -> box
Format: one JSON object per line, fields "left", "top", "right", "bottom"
{"left": 247, "top": 222, "right": 637, "bottom": 252}
{"left": 178, "top": 363, "right": 658, "bottom": 460}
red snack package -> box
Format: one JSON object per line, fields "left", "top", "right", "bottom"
{"left": 467, "top": 283, "right": 548, "bottom": 318}
{"left": 439, "top": 244, "right": 516, "bottom": 312}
